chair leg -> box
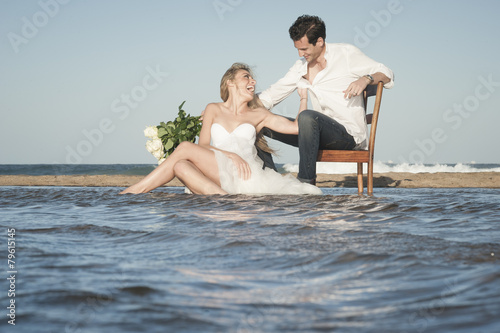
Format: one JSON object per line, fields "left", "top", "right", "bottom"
{"left": 357, "top": 163, "right": 363, "bottom": 194}
{"left": 367, "top": 160, "right": 374, "bottom": 195}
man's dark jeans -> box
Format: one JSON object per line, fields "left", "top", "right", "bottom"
{"left": 258, "top": 110, "right": 356, "bottom": 183}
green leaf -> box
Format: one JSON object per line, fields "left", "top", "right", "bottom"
{"left": 147, "top": 101, "right": 203, "bottom": 161}
{"left": 178, "top": 101, "right": 186, "bottom": 111}
{"left": 157, "top": 127, "right": 168, "bottom": 137}
{"left": 165, "top": 139, "right": 174, "bottom": 150}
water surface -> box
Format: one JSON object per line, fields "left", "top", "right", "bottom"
{"left": 1, "top": 187, "right": 499, "bottom": 332}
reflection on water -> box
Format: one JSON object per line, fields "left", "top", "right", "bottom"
{"left": 1, "top": 186, "right": 499, "bottom": 332}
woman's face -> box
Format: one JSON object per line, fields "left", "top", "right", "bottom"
{"left": 230, "top": 70, "right": 256, "bottom": 100}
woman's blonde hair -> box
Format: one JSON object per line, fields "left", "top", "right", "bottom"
{"left": 220, "top": 63, "right": 274, "bottom": 154}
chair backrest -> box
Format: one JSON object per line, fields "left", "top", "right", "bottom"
{"left": 363, "top": 81, "right": 384, "bottom": 152}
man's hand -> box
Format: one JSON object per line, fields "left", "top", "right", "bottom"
{"left": 343, "top": 77, "right": 370, "bottom": 99}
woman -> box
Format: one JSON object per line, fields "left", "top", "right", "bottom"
{"left": 120, "top": 63, "right": 321, "bottom": 195}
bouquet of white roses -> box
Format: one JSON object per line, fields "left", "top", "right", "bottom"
{"left": 144, "top": 101, "right": 202, "bottom": 164}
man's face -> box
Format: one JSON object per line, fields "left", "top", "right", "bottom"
{"left": 293, "top": 36, "right": 324, "bottom": 63}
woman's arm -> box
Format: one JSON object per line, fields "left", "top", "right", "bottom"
{"left": 298, "top": 88, "right": 308, "bottom": 112}
{"left": 259, "top": 110, "right": 299, "bottom": 135}
{"left": 258, "top": 88, "right": 308, "bottom": 135}
{"left": 198, "top": 103, "right": 217, "bottom": 147}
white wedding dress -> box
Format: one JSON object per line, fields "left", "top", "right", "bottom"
{"left": 210, "top": 123, "right": 322, "bottom": 195}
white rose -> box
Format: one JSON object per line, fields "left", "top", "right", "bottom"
{"left": 152, "top": 137, "right": 163, "bottom": 151}
{"left": 144, "top": 126, "right": 159, "bottom": 139}
{"left": 157, "top": 158, "right": 166, "bottom": 165}
{"left": 146, "top": 138, "right": 163, "bottom": 154}
{"left": 152, "top": 149, "right": 163, "bottom": 160}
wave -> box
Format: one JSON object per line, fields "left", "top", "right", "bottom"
{"left": 283, "top": 161, "right": 500, "bottom": 174}
{"left": 1, "top": 162, "right": 499, "bottom": 176}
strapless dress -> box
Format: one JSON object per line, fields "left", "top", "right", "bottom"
{"left": 210, "top": 123, "right": 322, "bottom": 195}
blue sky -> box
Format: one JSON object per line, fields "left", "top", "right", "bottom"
{"left": 1, "top": 0, "right": 499, "bottom": 165}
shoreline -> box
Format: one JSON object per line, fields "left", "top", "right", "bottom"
{"left": 0, "top": 172, "right": 499, "bottom": 188}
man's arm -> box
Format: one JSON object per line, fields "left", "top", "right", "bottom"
{"left": 368, "top": 72, "right": 391, "bottom": 85}
{"left": 346, "top": 44, "right": 394, "bottom": 92}
{"left": 343, "top": 72, "right": 390, "bottom": 99}
{"left": 258, "top": 60, "right": 305, "bottom": 109}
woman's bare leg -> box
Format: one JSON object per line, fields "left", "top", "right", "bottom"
{"left": 120, "top": 142, "right": 222, "bottom": 194}
{"left": 173, "top": 160, "right": 227, "bottom": 194}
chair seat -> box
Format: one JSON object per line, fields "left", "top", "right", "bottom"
{"left": 317, "top": 150, "right": 369, "bottom": 163}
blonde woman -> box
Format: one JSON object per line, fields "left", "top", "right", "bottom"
{"left": 120, "top": 63, "right": 321, "bottom": 195}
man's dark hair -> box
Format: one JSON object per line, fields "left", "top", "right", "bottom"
{"left": 288, "top": 15, "right": 326, "bottom": 45}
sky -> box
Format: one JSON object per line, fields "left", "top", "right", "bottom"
{"left": 1, "top": 0, "right": 500, "bottom": 165}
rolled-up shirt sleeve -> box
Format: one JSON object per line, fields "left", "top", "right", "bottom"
{"left": 346, "top": 44, "right": 395, "bottom": 89}
{"left": 258, "top": 60, "right": 307, "bottom": 110}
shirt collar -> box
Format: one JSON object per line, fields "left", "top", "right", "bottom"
{"left": 324, "top": 43, "right": 330, "bottom": 60}
{"left": 298, "top": 58, "right": 307, "bottom": 76}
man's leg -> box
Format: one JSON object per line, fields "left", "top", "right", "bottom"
{"left": 256, "top": 148, "right": 278, "bottom": 171}
{"left": 297, "top": 110, "right": 356, "bottom": 184}
{"left": 258, "top": 116, "right": 299, "bottom": 171}
{"left": 261, "top": 127, "right": 299, "bottom": 147}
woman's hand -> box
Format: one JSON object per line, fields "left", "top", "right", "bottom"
{"left": 227, "top": 152, "right": 251, "bottom": 180}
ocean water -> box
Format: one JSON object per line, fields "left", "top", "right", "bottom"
{"left": 284, "top": 161, "right": 500, "bottom": 174}
{"left": 1, "top": 185, "right": 499, "bottom": 333}
{"left": 1, "top": 162, "right": 500, "bottom": 176}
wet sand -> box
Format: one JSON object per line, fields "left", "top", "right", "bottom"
{"left": 1, "top": 172, "right": 499, "bottom": 188}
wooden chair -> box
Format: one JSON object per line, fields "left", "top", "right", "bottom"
{"left": 316, "top": 81, "right": 384, "bottom": 195}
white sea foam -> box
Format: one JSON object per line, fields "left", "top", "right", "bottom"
{"left": 283, "top": 161, "right": 500, "bottom": 174}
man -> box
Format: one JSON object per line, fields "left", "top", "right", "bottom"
{"left": 258, "top": 15, "right": 394, "bottom": 185}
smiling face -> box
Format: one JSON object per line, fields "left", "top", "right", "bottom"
{"left": 294, "top": 35, "right": 325, "bottom": 63}
{"left": 220, "top": 63, "right": 258, "bottom": 103}
{"left": 227, "top": 69, "right": 256, "bottom": 101}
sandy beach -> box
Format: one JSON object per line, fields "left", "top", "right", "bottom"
{"left": 1, "top": 172, "right": 499, "bottom": 188}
